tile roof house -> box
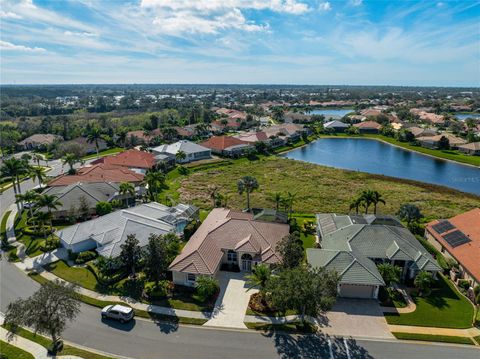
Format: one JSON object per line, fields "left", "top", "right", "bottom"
{"left": 416, "top": 134, "right": 467, "bottom": 149}
{"left": 58, "top": 202, "right": 198, "bottom": 257}
{"left": 457, "top": 142, "right": 480, "bottom": 156}
{"left": 199, "top": 136, "right": 253, "bottom": 157}
{"left": 126, "top": 129, "right": 161, "bottom": 145}
{"left": 324, "top": 120, "right": 349, "bottom": 132}
{"left": 425, "top": 208, "right": 480, "bottom": 287}
{"left": 353, "top": 121, "right": 382, "bottom": 134}
{"left": 48, "top": 164, "right": 144, "bottom": 187}
{"left": 18, "top": 134, "right": 62, "bottom": 150}
{"left": 307, "top": 213, "right": 440, "bottom": 299}
{"left": 151, "top": 140, "right": 211, "bottom": 163}
{"left": 40, "top": 182, "right": 124, "bottom": 219}
{"left": 91, "top": 149, "right": 156, "bottom": 174}
{"left": 169, "top": 208, "right": 290, "bottom": 287}
{"left": 407, "top": 126, "right": 437, "bottom": 138}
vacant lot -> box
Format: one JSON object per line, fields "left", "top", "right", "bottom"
{"left": 178, "top": 156, "right": 479, "bottom": 220}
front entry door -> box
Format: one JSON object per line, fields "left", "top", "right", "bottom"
{"left": 242, "top": 259, "right": 252, "bottom": 271}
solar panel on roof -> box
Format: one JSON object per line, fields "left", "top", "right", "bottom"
{"left": 432, "top": 220, "right": 455, "bottom": 234}
{"left": 442, "top": 230, "right": 471, "bottom": 248}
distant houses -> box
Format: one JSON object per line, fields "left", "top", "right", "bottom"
{"left": 353, "top": 121, "right": 382, "bottom": 134}
{"left": 324, "top": 120, "right": 349, "bottom": 132}
{"left": 200, "top": 136, "right": 253, "bottom": 157}
{"left": 91, "top": 149, "right": 157, "bottom": 174}
{"left": 18, "top": 134, "right": 62, "bottom": 150}
{"left": 457, "top": 142, "right": 480, "bottom": 156}
{"left": 416, "top": 134, "right": 467, "bottom": 149}
{"left": 63, "top": 136, "right": 108, "bottom": 155}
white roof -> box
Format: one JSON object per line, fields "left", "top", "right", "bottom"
{"left": 324, "top": 120, "right": 349, "bottom": 128}
{"left": 151, "top": 140, "right": 210, "bottom": 156}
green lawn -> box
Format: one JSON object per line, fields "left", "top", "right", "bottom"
{"left": 385, "top": 275, "right": 474, "bottom": 329}
{"left": 45, "top": 260, "right": 99, "bottom": 291}
{"left": 320, "top": 134, "right": 480, "bottom": 167}
{"left": 473, "top": 335, "right": 480, "bottom": 345}
{"left": 177, "top": 156, "right": 479, "bottom": 220}
{"left": 81, "top": 147, "right": 124, "bottom": 160}
{"left": 1, "top": 325, "right": 114, "bottom": 359}
{"left": 0, "top": 340, "right": 34, "bottom": 359}
{"left": 392, "top": 332, "right": 474, "bottom": 345}
{"left": 292, "top": 215, "right": 317, "bottom": 250}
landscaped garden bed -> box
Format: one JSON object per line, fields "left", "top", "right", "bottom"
{"left": 378, "top": 287, "right": 407, "bottom": 308}
{"left": 385, "top": 275, "right": 475, "bottom": 329}
{"left": 246, "top": 293, "right": 297, "bottom": 317}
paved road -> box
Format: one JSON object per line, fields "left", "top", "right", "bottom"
{"left": 1, "top": 260, "right": 478, "bottom": 359}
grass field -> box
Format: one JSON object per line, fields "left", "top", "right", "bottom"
{"left": 385, "top": 275, "right": 474, "bottom": 329}
{"left": 0, "top": 340, "right": 34, "bottom": 359}
{"left": 81, "top": 147, "right": 124, "bottom": 160}
{"left": 392, "top": 332, "right": 474, "bottom": 345}
{"left": 176, "top": 156, "right": 479, "bottom": 221}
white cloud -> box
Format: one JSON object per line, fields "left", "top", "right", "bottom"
{"left": 141, "top": 0, "right": 308, "bottom": 35}
{"left": 319, "top": 2, "right": 332, "bottom": 11}
{"left": 0, "top": 10, "right": 22, "bottom": 19}
{"left": 0, "top": 40, "right": 46, "bottom": 52}
{"left": 350, "top": 0, "right": 363, "bottom": 6}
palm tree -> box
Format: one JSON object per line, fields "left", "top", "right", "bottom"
{"left": 270, "top": 192, "right": 282, "bottom": 211}
{"left": 119, "top": 182, "right": 135, "bottom": 207}
{"left": 371, "top": 191, "right": 386, "bottom": 214}
{"left": 86, "top": 126, "right": 103, "bottom": 158}
{"left": 144, "top": 171, "right": 165, "bottom": 201}
{"left": 16, "top": 190, "right": 39, "bottom": 229}
{"left": 245, "top": 264, "right": 271, "bottom": 295}
{"left": 285, "top": 192, "right": 296, "bottom": 218}
{"left": 397, "top": 203, "right": 423, "bottom": 227}
{"left": 62, "top": 153, "right": 83, "bottom": 174}
{"left": 208, "top": 186, "right": 218, "bottom": 208}
{"left": 237, "top": 176, "right": 259, "bottom": 212}
{"left": 34, "top": 210, "right": 51, "bottom": 241}
{"left": 116, "top": 127, "right": 128, "bottom": 148}
{"left": 349, "top": 197, "right": 364, "bottom": 215}
{"left": 1, "top": 158, "right": 27, "bottom": 211}
{"left": 175, "top": 150, "right": 186, "bottom": 163}
{"left": 35, "top": 194, "right": 62, "bottom": 240}
{"left": 360, "top": 189, "right": 376, "bottom": 214}
{"left": 414, "top": 271, "right": 434, "bottom": 297}
{"left": 33, "top": 153, "right": 43, "bottom": 167}
{"left": 30, "top": 167, "right": 45, "bottom": 187}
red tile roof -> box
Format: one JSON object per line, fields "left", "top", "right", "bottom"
{"left": 91, "top": 149, "right": 156, "bottom": 169}
{"left": 353, "top": 121, "right": 382, "bottom": 129}
{"left": 426, "top": 208, "right": 480, "bottom": 283}
{"left": 48, "top": 164, "right": 144, "bottom": 187}
{"left": 200, "top": 136, "right": 250, "bottom": 151}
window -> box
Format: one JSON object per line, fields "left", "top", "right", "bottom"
{"left": 187, "top": 273, "right": 196, "bottom": 282}
{"left": 227, "top": 250, "right": 237, "bottom": 262}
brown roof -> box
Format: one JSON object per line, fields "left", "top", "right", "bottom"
{"left": 91, "top": 149, "right": 156, "bottom": 169}
{"left": 353, "top": 121, "right": 382, "bottom": 129}
{"left": 169, "top": 208, "right": 290, "bottom": 275}
{"left": 19, "top": 134, "right": 61, "bottom": 146}
{"left": 417, "top": 134, "right": 466, "bottom": 146}
{"left": 200, "top": 136, "right": 250, "bottom": 151}
{"left": 458, "top": 142, "right": 480, "bottom": 151}
{"left": 48, "top": 164, "right": 144, "bottom": 187}
{"left": 426, "top": 208, "right": 480, "bottom": 282}
{"left": 127, "top": 129, "right": 161, "bottom": 143}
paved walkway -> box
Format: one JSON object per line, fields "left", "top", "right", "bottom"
{"left": 204, "top": 271, "right": 256, "bottom": 329}
{"left": 5, "top": 203, "right": 18, "bottom": 244}
{"left": 381, "top": 286, "right": 417, "bottom": 314}
{"left": 16, "top": 248, "right": 69, "bottom": 271}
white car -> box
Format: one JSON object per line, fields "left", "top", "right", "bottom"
{"left": 101, "top": 305, "right": 134, "bottom": 323}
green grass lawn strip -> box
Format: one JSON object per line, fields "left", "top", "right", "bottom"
{"left": 392, "top": 332, "right": 474, "bottom": 345}
{"left": 0, "top": 339, "right": 34, "bottom": 359}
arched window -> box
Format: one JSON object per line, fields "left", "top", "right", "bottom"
{"left": 241, "top": 253, "right": 253, "bottom": 261}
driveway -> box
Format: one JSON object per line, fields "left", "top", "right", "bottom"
{"left": 204, "top": 271, "right": 256, "bottom": 329}
{"left": 317, "top": 298, "right": 394, "bottom": 339}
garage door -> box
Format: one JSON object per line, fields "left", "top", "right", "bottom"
{"left": 339, "top": 284, "right": 374, "bottom": 298}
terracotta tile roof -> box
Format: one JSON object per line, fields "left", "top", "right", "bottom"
{"left": 458, "top": 142, "right": 480, "bottom": 151}
{"left": 426, "top": 208, "right": 480, "bottom": 282}
{"left": 417, "top": 134, "right": 467, "bottom": 146}
{"left": 48, "top": 163, "right": 144, "bottom": 187}
{"left": 353, "top": 121, "right": 382, "bottom": 129}
{"left": 200, "top": 136, "right": 250, "bottom": 151}
{"left": 91, "top": 149, "right": 156, "bottom": 169}
{"left": 169, "top": 208, "right": 289, "bottom": 275}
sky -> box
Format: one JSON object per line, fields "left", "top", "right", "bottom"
{"left": 0, "top": 0, "right": 479, "bottom": 86}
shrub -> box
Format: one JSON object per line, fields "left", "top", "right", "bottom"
{"left": 22, "top": 225, "right": 51, "bottom": 237}
{"left": 196, "top": 276, "right": 219, "bottom": 301}
{"left": 178, "top": 166, "right": 190, "bottom": 175}
{"left": 67, "top": 249, "right": 78, "bottom": 262}
{"left": 183, "top": 220, "right": 200, "bottom": 241}
{"left": 458, "top": 279, "right": 471, "bottom": 291}
{"left": 96, "top": 201, "right": 112, "bottom": 216}
{"left": 474, "top": 285, "right": 480, "bottom": 297}
{"left": 8, "top": 251, "right": 18, "bottom": 262}
{"left": 143, "top": 281, "right": 168, "bottom": 298}
{"left": 75, "top": 251, "right": 97, "bottom": 264}
{"left": 41, "top": 238, "right": 60, "bottom": 252}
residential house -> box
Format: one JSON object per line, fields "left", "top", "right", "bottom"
{"left": 126, "top": 129, "right": 161, "bottom": 146}
{"left": 410, "top": 109, "right": 445, "bottom": 126}
{"left": 91, "top": 149, "right": 156, "bottom": 174}
{"left": 169, "top": 208, "right": 290, "bottom": 287}
{"left": 200, "top": 136, "right": 253, "bottom": 157}
{"left": 324, "top": 120, "right": 349, "bottom": 132}
{"left": 360, "top": 108, "right": 383, "bottom": 118}
{"left": 18, "top": 134, "right": 62, "bottom": 150}
{"left": 348, "top": 115, "right": 366, "bottom": 123}
{"left": 48, "top": 164, "right": 144, "bottom": 187}
{"left": 151, "top": 140, "right": 211, "bottom": 163}
{"left": 457, "top": 142, "right": 480, "bottom": 156}
{"left": 234, "top": 131, "right": 285, "bottom": 148}
{"left": 283, "top": 111, "right": 312, "bottom": 124}
{"left": 425, "top": 208, "right": 480, "bottom": 287}
{"left": 417, "top": 134, "right": 467, "bottom": 149}
{"left": 353, "top": 121, "right": 382, "bottom": 134}
{"left": 263, "top": 123, "right": 308, "bottom": 142}
{"left": 408, "top": 126, "right": 437, "bottom": 138}
{"left": 40, "top": 182, "right": 127, "bottom": 219}
{"left": 58, "top": 202, "right": 198, "bottom": 257}
{"left": 65, "top": 137, "right": 108, "bottom": 154}
{"left": 308, "top": 213, "right": 440, "bottom": 299}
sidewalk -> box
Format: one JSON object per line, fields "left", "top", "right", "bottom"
{"left": 389, "top": 324, "right": 480, "bottom": 343}
{"left": 16, "top": 248, "right": 69, "bottom": 271}
{"left": 5, "top": 203, "right": 18, "bottom": 244}
{"left": 381, "top": 285, "right": 416, "bottom": 314}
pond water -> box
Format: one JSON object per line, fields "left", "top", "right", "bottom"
{"left": 283, "top": 138, "right": 480, "bottom": 195}
{"left": 308, "top": 108, "right": 354, "bottom": 118}
{"left": 455, "top": 113, "right": 480, "bottom": 121}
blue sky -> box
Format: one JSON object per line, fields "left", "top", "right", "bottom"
{"left": 1, "top": 0, "right": 479, "bottom": 86}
